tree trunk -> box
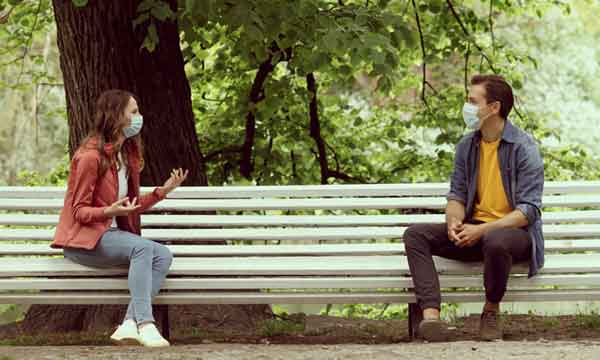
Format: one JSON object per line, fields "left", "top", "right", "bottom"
{"left": 20, "top": 0, "right": 271, "bottom": 336}
{"left": 54, "top": 0, "right": 206, "bottom": 186}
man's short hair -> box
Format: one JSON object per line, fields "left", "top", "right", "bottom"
{"left": 471, "top": 74, "right": 514, "bottom": 119}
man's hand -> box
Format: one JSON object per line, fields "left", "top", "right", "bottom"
{"left": 447, "top": 218, "right": 464, "bottom": 244}
{"left": 455, "top": 223, "right": 488, "bottom": 247}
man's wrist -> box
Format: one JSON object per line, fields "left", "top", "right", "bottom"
{"left": 480, "top": 222, "right": 493, "bottom": 233}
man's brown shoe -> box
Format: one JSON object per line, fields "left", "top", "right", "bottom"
{"left": 418, "top": 318, "right": 452, "bottom": 342}
{"left": 479, "top": 310, "right": 502, "bottom": 341}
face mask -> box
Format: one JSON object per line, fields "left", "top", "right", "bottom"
{"left": 123, "top": 114, "right": 143, "bottom": 138}
{"left": 464, "top": 102, "right": 494, "bottom": 130}
{"left": 462, "top": 103, "right": 481, "bottom": 130}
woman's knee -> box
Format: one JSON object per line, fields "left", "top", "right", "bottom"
{"left": 130, "top": 238, "right": 154, "bottom": 258}
{"left": 154, "top": 243, "right": 173, "bottom": 269}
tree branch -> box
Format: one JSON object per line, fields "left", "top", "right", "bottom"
{"left": 306, "top": 72, "right": 329, "bottom": 184}
{"left": 290, "top": 150, "right": 298, "bottom": 179}
{"left": 37, "top": 82, "right": 64, "bottom": 87}
{"left": 446, "top": 0, "right": 498, "bottom": 73}
{"left": 17, "top": 0, "right": 43, "bottom": 85}
{"left": 328, "top": 170, "right": 361, "bottom": 182}
{"left": 256, "top": 135, "right": 274, "bottom": 185}
{"left": 0, "top": 6, "right": 14, "bottom": 24}
{"left": 464, "top": 43, "right": 470, "bottom": 98}
{"left": 239, "top": 45, "right": 291, "bottom": 179}
{"left": 325, "top": 142, "right": 341, "bottom": 173}
{"left": 205, "top": 145, "right": 243, "bottom": 162}
{"left": 489, "top": 0, "right": 495, "bottom": 56}
{"left": 307, "top": 73, "right": 365, "bottom": 184}
{"left": 0, "top": 55, "right": 26, "bottom": 67}
{"left": 411, "top": 0, "right": 428, "bottom": 106}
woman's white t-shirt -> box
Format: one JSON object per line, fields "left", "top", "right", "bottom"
{"left": 111, "top": 154, "right": 129, "bottom": 228}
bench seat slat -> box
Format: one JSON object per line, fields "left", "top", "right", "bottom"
{"left": 3, "top": 289, "right": 600, "bottom": 305}
{"left": 1, "top": 211, "right": 599, "bottom": 227}
{"left": 2, "top": 254, "right": 600, "bottom": 277}
{"left": 0, "top": 227, "right": 406, "bottom": 241}
{"left": 1, "top": 194, "right": 600, "bottom": 211}
{"left": 0, "top": 181, "right": 599, "bottom": 199}
{"left": 1, "top": 274, "right": 600, "bottom": 291}
{"left": 1, "top": 224, "right": 600, "bottom": 242}
{"left": 1, "top": 240, "right": 599, "bottom": 257}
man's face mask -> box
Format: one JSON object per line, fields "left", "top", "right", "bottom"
{"left": 462, "top": 102, "right": 495, "bottom": 130}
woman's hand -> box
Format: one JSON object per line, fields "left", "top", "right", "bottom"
{"left": 103, "top": 197, "right": 141, "bottom": 217}
{"left": 160, "top": 168, "right": 189, "bottom": 195}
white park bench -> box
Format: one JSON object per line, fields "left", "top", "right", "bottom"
{"left": 1, "top": 181, "right": 600, "bottom": 339}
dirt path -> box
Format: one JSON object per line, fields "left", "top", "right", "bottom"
{"left": 2, "top": 341, "right": 600, "bottom": 360}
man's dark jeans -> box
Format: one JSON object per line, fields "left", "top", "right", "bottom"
{"left": 404, "top": 222, "right": 531, "bottom": 310}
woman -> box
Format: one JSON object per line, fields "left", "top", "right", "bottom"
{"left": 51, "top": 89, "right": 188, "bottom": 347}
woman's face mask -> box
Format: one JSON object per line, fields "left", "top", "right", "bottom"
{"left": 123, "top": 114, "right": 143, "bottom": 138}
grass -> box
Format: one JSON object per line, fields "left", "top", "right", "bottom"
{"left": 0, "top": 304, "right": 26, "bottom": 326}
{"left": 257, "top": 318, "right": 305, "bottom": 337}
{"left": 575, "top": 310, "right": 600, "bottom": 330}
{"left": 542, "top": 317, "right": 561, "bottom": 329}
{"left": 319, "top": 303, "right": 408, "bottom": 320}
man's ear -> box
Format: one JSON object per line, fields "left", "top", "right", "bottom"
{"left": 490, "top": 101, "right": 501, "bottom": 116}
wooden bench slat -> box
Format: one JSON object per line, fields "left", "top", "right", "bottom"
{"left": 0, "top": 226, "right": 407, "bottom": 241}
{"left": 1, "top": 210, "right": 599, "bottom": 227}
{"left": 2, "top": 254, "right": 600, "bottom": 277}
{"left": 2, "top": 274, "right": 600, "bottom": 291}
{"left": 1, "top": 194, "right": 600, "bottom": 211}
{"left": 0, "top": 243, "right": 405, "bottom": 256}
{"left": 0, "top": 181, "right": 599, "bottom": 199}
{"left": 1, "top": 224, "right": 600, "bottom": 242}
{"left": 0, "top": 292, "right": 413, "bottom": 305}
{"left": 2, "top": 182, "right": 600, "bottom": 307}
{"left": 3, "top": 289, "right": 600, "bottom": 305}
{"left": 1, "top": 240, "right": 600, "bottom": 257}
{"left": 0, "top": 197, "right": 448, "bottom": 211}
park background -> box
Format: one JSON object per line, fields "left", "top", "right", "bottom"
{"left": 1, "top": 0, "right": 600, "bottom": 344}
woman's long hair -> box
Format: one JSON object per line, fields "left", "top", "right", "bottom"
{"left": 80, "top": 89, "right": 144, "bottom": 177}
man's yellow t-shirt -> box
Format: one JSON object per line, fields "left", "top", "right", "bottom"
{"left": 473, "top": 139, "right": 513, "bottom": 223}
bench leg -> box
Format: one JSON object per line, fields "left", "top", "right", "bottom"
{"left": 160, "top": 305, "right": 170, "bottom": 340}
{"left": 408, "top": 303, "right": 422, "bottom": 341}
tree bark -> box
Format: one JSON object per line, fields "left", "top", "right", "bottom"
{"left": 53, "top": 0, "right": 206, "bottom": 186}
{"left": 19, "top": 0, "right": 271, "bottom": 336}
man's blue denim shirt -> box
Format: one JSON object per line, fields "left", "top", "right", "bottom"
{"left": 447, "top": 121, "right": 545, "bottom": 277}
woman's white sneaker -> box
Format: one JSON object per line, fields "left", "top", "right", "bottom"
{"left": 110, "top": 319, "right": 140, "bottom": 345}
{"left": 138, "top": 323, "right": 170, "bottom": 347}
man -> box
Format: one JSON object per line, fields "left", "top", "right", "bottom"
{"left": 404, "top": 74, "right": 544, "bottom": 341}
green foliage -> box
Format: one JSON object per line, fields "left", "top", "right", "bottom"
{"left": 1, "top": 0, "right": 599, "bottom": 186}
{"left": 0, "top": 0, "right": 57, "bottom": 89}
{"left": 321, "top": 303, "right": 408, "bottom": 320}
{"left": 258, "top": 318, "right": 305, "bottom": 337}
{"left": 16, "top": 153, "right": 69, "bottom": 186}
{"left": 575, "top": 310, "right": 600, "bottom": 330}
{"left": 0, "top": 304, "right": 26, "bottom": 325}
{"left": 177, "top": 0, "right": 599, "bottom": 185}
